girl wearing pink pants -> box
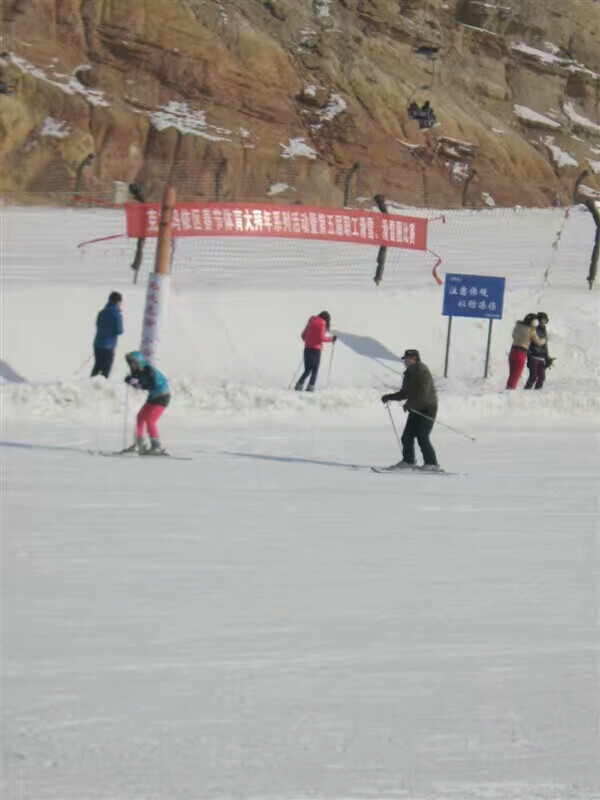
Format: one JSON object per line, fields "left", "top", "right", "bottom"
{"left": 124, "top": 351, "right": 170, "bottom": 454}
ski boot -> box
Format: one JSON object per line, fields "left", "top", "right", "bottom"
{"left": 418, "top": 464, "right": 442, "bottom": 473}
{"left": 121, "top": 435, "right": 147, "bottom": 454}
{"left": 391, "top": 460, "right": 416, "bottom": 470}
{"left": 145, "top": 437, "right": 168, "bottom": 456}
{"left": 294, "top": 381, "right": 304, "bottom": 391}
{"left": 306, "top": 384, "right": 315, "bottom": 392}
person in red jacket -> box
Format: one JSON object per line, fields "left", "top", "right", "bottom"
{"left": 295, "top": 311, "right": 337, "bottom": 392}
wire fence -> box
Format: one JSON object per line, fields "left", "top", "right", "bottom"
{"left": 1, "top": 203, "right": 594, "bottom": 292}
{"left": 1, "top": 155, "right": 565, "bottom": 211}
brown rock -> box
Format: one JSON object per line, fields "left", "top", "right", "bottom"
{"left": 0, "top": 0, "right": 599, "bottom": 207}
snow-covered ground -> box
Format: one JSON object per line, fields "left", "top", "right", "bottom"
{"left": 1, "top": 205, "right": 599, "bottom": 799}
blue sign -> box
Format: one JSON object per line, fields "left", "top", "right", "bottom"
{"left": 442, "top": 273, "right": 505, "bottom": 319}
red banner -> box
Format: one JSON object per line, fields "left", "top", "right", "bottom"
{"left": 125, "top": 202, "right": 428, "bottom": 250}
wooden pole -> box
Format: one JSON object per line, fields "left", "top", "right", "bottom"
{"left": 154, "top": 185, "right": 175, "bottom": 276}
{"left": 141, "top": 185, "right": 175, "bottom": 364}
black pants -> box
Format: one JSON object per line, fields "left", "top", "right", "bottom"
{"left": 524, "top": 358, "right": 546, "bottom": 390}
{"left": 91, "top": 347, "right": 115, "bottom": 378}
{"left": 296, "top": 348, "right": 321, "bottom": 390}
{"left": 402, "top": 409, "right": 437, "bottom": 465}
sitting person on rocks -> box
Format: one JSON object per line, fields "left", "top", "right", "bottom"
{"left": 408, "top": 101, "right": 421, "bottom": 120}
{"left": 419, "top": 100, "right": 436, "bottom": 129}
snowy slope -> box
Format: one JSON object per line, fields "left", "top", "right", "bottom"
{"left": 1, "top": 205, "right": 599, "bottom": 800}
{"left": 1, "top": 205, "right": 599, "bottom": 421}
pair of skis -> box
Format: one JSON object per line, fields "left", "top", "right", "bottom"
{"left": 355, "top": 464, "right": 464, "bottom": 476}
{"left": 91, "top": 449, "right": 192, "bottom": 462}
{"left": 91, "top": 451, "right": 462, "bottom": 472}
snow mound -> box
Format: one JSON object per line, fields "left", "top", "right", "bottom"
{"left": 149, "top": 101, "right": 232, "bottom": 141}
{"left": 0, "top": 359, "right": 27, "bottom": 384}
{"left": 2, "top": 377, "right": 598, "bottom": 423}
{"left": 513, "top": 105, "right": 561, "bottom": 129}
{"left": 280, "top": 137, "right": 318, "bottom": 159}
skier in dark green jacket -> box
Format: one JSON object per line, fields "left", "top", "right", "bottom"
{"left": 381, "top": 349, "right": 440, "bottom": 471}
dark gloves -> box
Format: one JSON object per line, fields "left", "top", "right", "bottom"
{"left": 546, "top": 357, "right": 555, "bottom": 369}
{"left": 382, "top": 392, "right": 406, "bottom": 404}
{"left": 125, "top": 375, "right": 139, "bottom": 387}
{"left": 332, "top": 335, "right": 338, "bottom": 343}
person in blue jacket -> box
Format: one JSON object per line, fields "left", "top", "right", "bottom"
{"left": 91, "top": 291, "right": 124, "bottom": 378}
{"left": 123, "top": 351, "right": 170, "bottom": 454}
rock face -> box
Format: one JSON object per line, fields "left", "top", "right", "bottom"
{"left": 1, "top": 0, "right": 599, "bottom": 207}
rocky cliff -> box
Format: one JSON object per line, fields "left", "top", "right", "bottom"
{"left": 1, "top": 0, "right": 599, "bottom": 208}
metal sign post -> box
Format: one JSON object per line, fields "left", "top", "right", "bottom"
{"left": 484, "top": 318, "right": 494, "bottom": 378}
{"left": 444, "top": 316, "right": 453, "bottom": 378}
{"left": 442, "top": 273, "right": 506, "bottom": 378}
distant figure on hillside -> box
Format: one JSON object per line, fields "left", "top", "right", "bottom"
{"left": 525, "top": 312, "right": 554, "bottom": 390}
{"left": 420, "top": 101, "right": 436, "bottom": 129}
{"left": 91, "top": 291, "right": 124, "bottom": 378}
{"left": 407, "top": 100, "right": 437, "bottom": 130}
{"left": 123, "top": 351, "right": 170, "bottom": 455}
{"left": 381, "top": 349, "right": 440, "bottom": 471}
{"left": 294, "top": 311, "right": 337, "bottom": 392}
{"left": 506, "top": 313, "right": 545, "bottom": 390}
{"left": 408, "top": 101, "right": 421, "bottom": 119}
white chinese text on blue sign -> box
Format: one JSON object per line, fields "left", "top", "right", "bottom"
{"left": 442, "top": 273, "right": 505, "bottom": 320}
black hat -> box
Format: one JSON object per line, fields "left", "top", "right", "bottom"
{"left": 537, "top": 311, "right": 549, "bottom": 323}
{"left": 109, "top": 291, "right": 123, "bottom": 304}
{"left": 318, "top": 310, "right": 331, "bottom": 322}
{"left": 402, "top": 349, "right": 420, "bottom": 361}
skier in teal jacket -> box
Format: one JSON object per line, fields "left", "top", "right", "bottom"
{"left": 123, "top": 351, "right": 170, "bottom": 454}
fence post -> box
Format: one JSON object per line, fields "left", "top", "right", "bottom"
{"left": 215, "top": 158, "right": 228, "bottom": 201}
{"left": 343, "top": 161, "right": 360, "bottom": 207}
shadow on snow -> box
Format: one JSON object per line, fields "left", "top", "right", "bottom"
{"left": 223, "top": 450, "right": 370, "bottom": 470}
{"left": 1, "top": 440, "right": 90, "bottom": 455}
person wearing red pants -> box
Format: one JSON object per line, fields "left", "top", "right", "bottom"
{"left": 123, "top": 351, "right": 170, "bottom": 454}
{"left": 506, "top": 313, "right": 545, "bottom": 390}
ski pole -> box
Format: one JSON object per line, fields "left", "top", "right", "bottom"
{"left": 122, "top": 384, "right": 130, "bottom": 450}
{"left": 287, "top": 355, "right": 303, "bottom": 390}
{"left": 326, "top": 339, "right": 336, "bottom": 388}
{"left": 409, "top": 407, "right": 476, "bottom": 442}
{"left": 74, "top": 354, "right": 93, "bottom": 376}
{"left": 385, "top": 403, "right": 403, "bottom": 451}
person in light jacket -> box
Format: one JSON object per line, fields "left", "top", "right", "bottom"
{"left": 506, "top": 313, "right": 545, "bottom": 390}
{"left": 294, "top": 311, "right": 337, "bottom": 392}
